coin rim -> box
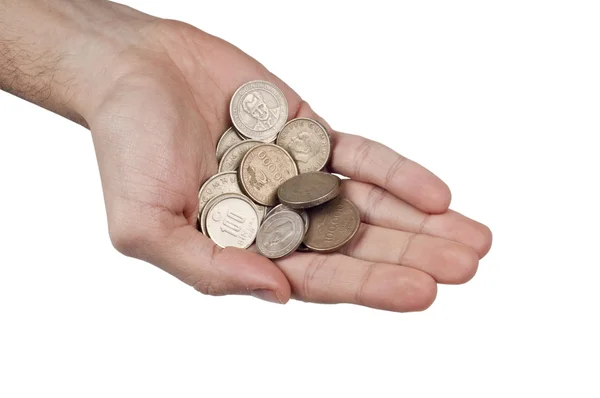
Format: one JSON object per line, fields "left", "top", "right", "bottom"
{"left": 239, "top": 143, "right": 299, "bottom": 206}
{"left": 277, "top": 171, "right": 341, "bottom": 209}
{"left": 198, "top": 171, "right": 241, "bottom": 219}
{"left": 204, "top": 192, "right": 261, "bottom": 249}
{"left": 229, "top": 80, "right": 289, "bottom": 141}
{"left": 216, "top": 127, "right": 244, "bottom": 162}
{"left": 303, "top": 197, "right": 360, "bottom": 253}
{"left": 218, "top": 139, "right": 263, "bottom": 173}
{"left": 256, "top": 209, "right": 305, "bottom": 259}
{"left": 276, "top": 117, "right": 332, "bottom": 173}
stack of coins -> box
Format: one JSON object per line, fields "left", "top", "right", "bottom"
{"left": 198, "top": 80, "right": 360, "bottom": 259}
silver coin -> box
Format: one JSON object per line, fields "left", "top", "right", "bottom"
{"left": 206, "top": 193, "right": 260, "bottom": 249}
{"left": 256, "top": 209, "right": 304, "bottom": 259}
{"left": 200, "top": 194, "right": 223, "bottom": 236}
{"left": 216, "top": 127, "right": 244, "bottom": 162}
{"left": 265, "top": 204, "right": 309, "bottom": 236}
{"left": 230, "top": 80, "right": 288, "bottom": 142}
{"left": 218, "top": 140, "right": 262, "bottom": 172}
{"left": 198, "top": 171, "right": 266, "bottom": 221}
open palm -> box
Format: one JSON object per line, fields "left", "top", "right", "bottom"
{"left": 88, "top": 20, "right": 492, "bottom": 311}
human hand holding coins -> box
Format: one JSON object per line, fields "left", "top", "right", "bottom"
{"left": 78, "top": 16, "right": 492, "bottom": 312}
{"left": 200, "top": 81, "right": 353, "bottom": 259}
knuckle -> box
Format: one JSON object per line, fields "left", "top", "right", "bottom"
{"left": 108, "top": 217, "right": 156, "bottom": 258}
{"left": 193, "top": 279, "right": 220, "bottom": 296}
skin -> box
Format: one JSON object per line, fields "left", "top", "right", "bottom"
{"left": 0, "top": 0, "right": 492, "bottom": 311}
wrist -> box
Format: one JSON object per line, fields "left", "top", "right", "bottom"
{"left": 0, "top": 0, "right": 158, "bottom": 125}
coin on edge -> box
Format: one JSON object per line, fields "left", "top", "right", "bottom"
{"left": 277, "top": 171, "right": 341, "bottom": 209}
{"left": 265, "top": 204, "right": 310, "bottom": 236}
{"left": 230, "top": 80, "right": 288, "bottom": 142}
{"left": 198, "top": 172, "right": 266, "bottom": 221}
{"left": 239, "top": 143, "right": 298, "bottom": 206}
{"left": 216, "top": 127, "right": 244, "bottom": 162}
{"left": 257, "top": 209, "right": 304, "bottom": 259}
{"left": 277, "top": 118, "right": 331, "bottom": 173}
{"left": 200, "top": 193, "right": 223, "bottom": 236}
{"left": 218, "top": 139, "right": 263, "bottom": 172}
{"left": 206, "top": 193, "right": 260, "bottom": 249}
{"left": 303, "top": 197, "right": 360, "bottom": 253}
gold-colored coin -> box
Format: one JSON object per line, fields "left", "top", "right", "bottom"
{"left": 276, "top": 118, "right": 331, "bottom": 174}
{"left": 303, "top": 197, "right": 360, "bottom": 253}
{"left": 239, "top": 143, "right": 298, "bottom": 206}
{"left": 277, "top": 171, "right": 341, "bottom": 209}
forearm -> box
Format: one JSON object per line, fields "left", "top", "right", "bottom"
{"left": 0, "top": 0, "right": 155, "bottom": 124}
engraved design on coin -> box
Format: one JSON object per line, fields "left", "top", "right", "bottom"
{"left": 239, "top": 144, "right": 298, "bottom": 206}
{"left": 277, "top": 118, "right": 331, "bottom": 173}
{"left": 257, "top": 210, "right": 304, "bottom": 259}
{"left": 303, "top": 197, "right": 360, "bottom": 253}
{"left": 277, "top": 172, "right": 341, "bottom": 209}
{"left": 265, "top": 204, "right": 310, "bottom": 236}
{"left": 198, "top": 172, "right": 241, "bottom": 217}
{"left": 216, "top": 127, "right": 244, "bottom": 162}
{"left": 218, "top": 140, "right": 262, "bottom": 172}
{"left": 206, "top": 194, "right": 259, "bottom": 249}
{"left": 230, "top": 81, "right": 288, "bottom": 141}
{"left": 198, "top": 172, "right": 266, "bottom": 222}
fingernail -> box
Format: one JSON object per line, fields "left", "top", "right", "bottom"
{"left": 251, "top": 289, "right": 283, "bottom": 304}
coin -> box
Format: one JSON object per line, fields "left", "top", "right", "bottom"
{"left": 230, "top": 80, "right": 288, "bottom": 141}
{"left": 218, "top": 140, "right": 262, "bottom": 172}
{"left": 239, "top": 143, "right": 298, "bottom": 206}
{"left": 256, "top": 209, "right": 304, "bottom": 259}
{"left": 216, "top": 127, "right": 244, "bottom": 162}
{"left": 205, "top": 193, "right": 260, "bottom": 249}
{"left": 265, "top": 204, "right": 310, "bottom": 236}
{"left": 303, "top": 197, "right": 360, "bottom": 253}
{"left": 200, "top": 193, "right": 223, "bottom": 235}
{"left": 277, "top": 171, "right": 341, "bottom": 209}
{"left": 197, "top": 171, "right": 266, "bottom": 221}
{"left": 276, "top": 118, "right": 331, "bottom": 173}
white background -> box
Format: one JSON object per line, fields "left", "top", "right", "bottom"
{"left": 1, "top": 1, "right": 599, "bottom": 397}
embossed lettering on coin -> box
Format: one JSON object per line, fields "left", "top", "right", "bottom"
{"left": 278, "top": 171, "right": 341, "bottom": 209}
{"left": 198, "top": 172, "right": 266, "bottom": 222}
{"left": 218, "top": 140, "right": 262, "bottom": 172}
{"left": 239, "top": 144, "right": 298, "bottom": 206}
{"left": 303, "top": 197, "right": 360, "bottom": 253}
{"left": 230, "top": 80, "right": 288, "bottom": 141}
{"left": 206, "top": 193, "right": 259, "bottom": 249}
{"left": 216, "top": 127, "right": 244, "bottom": 162}
{"left": 257, "top": 210, "right": 304, "bottom": 259}
{"left": 277, "top": 118, "right": 331, "bottom": 173}
{"left": 265, "top": 204, "right": 310, "bottom": 236}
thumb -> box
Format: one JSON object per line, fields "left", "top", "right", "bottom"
{"left": 118, "top": 223, "right": 292, "bottom": 304}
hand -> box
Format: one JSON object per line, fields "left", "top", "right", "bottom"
{"left": 3, "top": 2, "right": 492, "bottom": 312}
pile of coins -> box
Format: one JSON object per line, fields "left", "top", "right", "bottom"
{"left": 198, "top": 80, "right": 360, "bottom": 259}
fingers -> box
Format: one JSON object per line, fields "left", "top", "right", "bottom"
{"left": 341, "top": 179, "right": 493, "bottom": 258}
{"left": 340, "top": 224, "right": 479, "bottom": 284}
{"left": 110, "top": 215, "right": 292, "bottom": 304}
{"left": 331, "top": 132, "right": 451, "bottom": 213}
{"left": 275, "top": 252, "right": 437, "bottom": 313}
{"left": 288, "top": 100, "right": 451, "bottom": 214}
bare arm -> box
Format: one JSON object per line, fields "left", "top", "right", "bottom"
{"left": 0, "top": 0, "right": 153, "bottom": 124}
